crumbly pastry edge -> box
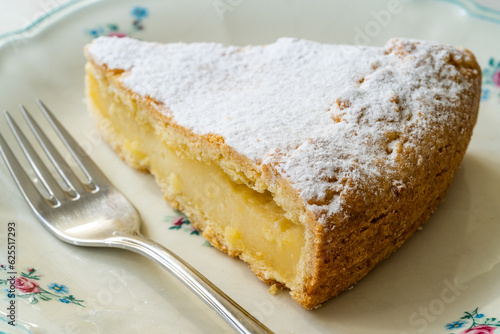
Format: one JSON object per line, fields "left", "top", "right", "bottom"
{"left": 84, "top": 40, "right": 481, "bottom": 309}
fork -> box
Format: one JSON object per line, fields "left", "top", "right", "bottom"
{"left": 0, "top": 99, "right": 274, "bottom": 334}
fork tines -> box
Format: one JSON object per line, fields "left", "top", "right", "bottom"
{"left": 0, "top": 99, "right": 105, "bottom": 208}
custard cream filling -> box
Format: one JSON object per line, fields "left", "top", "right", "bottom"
{"left": 87, "top": 67, "right": 305, "bottom": 286}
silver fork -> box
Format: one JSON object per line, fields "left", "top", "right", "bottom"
{"left": 0, "top": 99, "right": 273, "bottom": 334}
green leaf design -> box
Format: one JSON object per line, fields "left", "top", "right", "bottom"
{"left": 21, "top": 269, "right": 40, "bottom": 280}
{"left": 202, "top": 240, "right": 214, "bottom": 248}
{"left": 39, "top": 294, "right": 51, "bottom": 301}
{"left": 65, "top": 294, "right": 85, "bottom": 306}
{"left": 107, "top": 23, "right": 119, "bottom": 31}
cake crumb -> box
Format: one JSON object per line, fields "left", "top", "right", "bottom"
{"left": 268, "top": 284, "right": 279, "bottom": 295}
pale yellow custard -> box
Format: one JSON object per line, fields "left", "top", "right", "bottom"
{"left": 86, "top": 66, "right": 305, "bottom": 287}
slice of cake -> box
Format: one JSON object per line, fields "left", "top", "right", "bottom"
{"left": 84, "top": 37, "right": 481, "bottom": 309}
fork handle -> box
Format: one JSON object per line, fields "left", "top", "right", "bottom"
{"left": 107, "top": 232, "right": 274, "bottom": 334}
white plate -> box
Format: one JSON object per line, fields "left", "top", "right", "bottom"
{"left": 1, "top": 0, "right": 500, "bottom": 333}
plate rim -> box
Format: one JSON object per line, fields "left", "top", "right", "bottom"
{"left": 0, "top": 0, "right": 102, "bottom": 48}
{"left": 1, "top": 0, "right": 500, "bottom": 50}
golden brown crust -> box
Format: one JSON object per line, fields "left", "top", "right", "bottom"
{"left": 294, "top": 49, "right": 482, "bottom": 309}
{"left": 84, "top": 42, "right": 481, "bottom": 309}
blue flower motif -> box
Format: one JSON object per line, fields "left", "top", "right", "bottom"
{"left": 48, "top": 283, "right": 68, "bottom": 294}
{"left": 475, "top": 313, "right": 485, "bottom": 318}
{"left": 131, "top": 7, "right": 148, "bottom": 19}
{"left": 89, "top": 27, "right": 104, "bottom": 38}
{"left": 481, "top": 88, "right": 490, "bottom": 101}
{"left": 59, "top": 298, "right": 70, "bottom": 304}
{"left": 445, "top": 320, "right": 468, "bottom": 330}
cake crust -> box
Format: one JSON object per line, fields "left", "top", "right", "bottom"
{"left": 85, "top": 37, "right": 481, "bottom": 309}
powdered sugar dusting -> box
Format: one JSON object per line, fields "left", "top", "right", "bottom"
{"left": 88, "top": 37, "right": 383, "bottom": 161}
{"left": 87, "top": 37, "right": 477, "bottom": 220}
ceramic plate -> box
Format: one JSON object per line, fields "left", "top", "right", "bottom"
{"left": 1, "top": 0, "right": 500, "bottom": 333}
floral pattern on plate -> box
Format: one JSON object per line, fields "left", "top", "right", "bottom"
{"left": 86, "top": 6, "right": 148, "bottom": 39}
{"left": 481, "top": 57, "right": 500, "bottom": 102}
{"left": 166, "top": 213, "right": 213, "bottom": 247}
{"left": 0, "top": 266, "right": 84, "bottom": 307}
{"left": 445, "top": 308, "right": 500, "bottom": 333}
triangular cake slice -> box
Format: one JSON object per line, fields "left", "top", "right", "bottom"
{"left": 84, "top": 37, "right": 481, "bottom": 309}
